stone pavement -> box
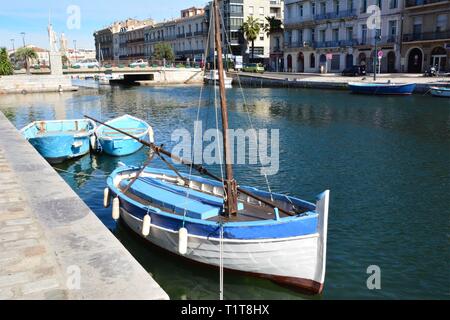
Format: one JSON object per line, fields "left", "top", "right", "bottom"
{"left": 0, "top": 112, "right": 169, "bottom": 300}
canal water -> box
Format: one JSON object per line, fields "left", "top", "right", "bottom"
{"left": 0, "top": 83, "right": 449, "bottom": 300}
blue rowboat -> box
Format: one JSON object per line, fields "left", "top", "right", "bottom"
{"left": 348, "top": 82, "right": 416, "bottom": 95}
{"left": 430, "top": 86, "right": 450, "bottom": 98}
{"left": 106, "top": 166, "right": 330, "bottom": 294}
{"left": 20, "top": 119, "right": 96, "bottom": 164}
{"left": 96, "top": 115, "right": 154, "bottom": 156}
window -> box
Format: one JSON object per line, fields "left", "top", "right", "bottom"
{"left": 389, "top": 20, "right": 397, "bottom": 37}
{"left": 361, "top": 0, "right": 367, "bottom": 13}
{"left": 260, "top": 36, "right": 264, "bottom": 41}
{"left": 298, "top": 29, "right": 303, "bottom": 43}
{"left": 436, "top": 14, "right": 448, "bottom": 32}
{"left": 230, "top": 5, "right": 243, "bottom": 14}
{"left": 320, "top": 2, "right": 326, "bottom": 14}
{"left": 333, "top": 28, "right": 339, "bottom": 41}
{"left": 311, "top": 29, "right": 315, "bottom": 42}
{"left": 389, "top": 0, "right": 398, "bottom": 9}
{"left": 320, "top": 29, "right": 326, "bottom": 42}
{"left": 334, "top": 0, "right": 340, "bottom": 14}
{"left": 259, "top": 7, "right": 264, "bottom": 16}
{"left": 361, "top": 24, "right": 367, "bottom": 44}
{"left": 376, "top": 0, "right": 382, "bottom": 10}
{"left": 299, "top": 4, "right": 303, "bottom": 17}
{"left": 348, "top": 0, "right": 354, "bottom": 10}
{"left": 413, "top": 16, "right": 422, "bottom": 37}
{"left": 310, "top": 53, "right": 316, "bottom": 68}
{"left": 311, "top": 2, "right": 316, "bottom": 15}
{"left": 249, "top": 6, "right": 254, "bottom": 16}
{"left": 347, "top": 27, "right": 353, "bottom": 40}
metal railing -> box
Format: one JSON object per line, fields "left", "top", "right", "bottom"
{"left": 405, "top": 0, "right": 448, "bottom": 7}
{"left": 403, "top": 30, "right": 450, "bottom": 42}
{"left": 314, "top": 9, "right": 357, "bottom": 21}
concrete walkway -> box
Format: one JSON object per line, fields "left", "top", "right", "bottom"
{"left": 0, "top": 112, "right": 169, "bottom": 300}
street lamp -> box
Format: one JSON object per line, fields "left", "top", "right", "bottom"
{"left": 20, "top": 32, "right": 26, "bottom": 47}
{"left": 373, "top": 34, "right": 381, "bottom": 81}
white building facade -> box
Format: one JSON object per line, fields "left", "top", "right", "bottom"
{"left": 283, "top": 0, "right": 403, "bottom": 73}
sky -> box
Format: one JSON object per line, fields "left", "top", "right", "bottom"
{"left": 0, "top": 0, "right": 208, "bottom": 50}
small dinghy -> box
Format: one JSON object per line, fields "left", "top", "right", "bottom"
{"left": 348, "top": 82, "right": 416, "bottom": 95}
{"left": 20, "top": 119, "right": 96, "bottom": 164}
{"left": 430, "top": 86, "right": 450, "bottom": 98}
{"left": 96, "top": 114, "right": 154, "bottom": 156}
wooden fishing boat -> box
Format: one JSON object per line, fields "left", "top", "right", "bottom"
{"left": 89, "top": 0, "right": 330, "bottom": 295}
{"left": 20, "top": 119, "right": 96, "bottom": 164}
{"left": 348, "top": 82, "right": 416, "bottom": 95}
{"left": 430, "top": 86, "right": 450, "bottom": 97}
{"left": 95, "top": 114, "right": 154, "bottom": 156}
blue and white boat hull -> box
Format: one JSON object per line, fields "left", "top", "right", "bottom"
{"left": 348, "top": 82, "right": 416, "bottom": 95}
{"left": 20, "top": 119, "right": 96, "bottom": 164}
{"left": 96, "top": 115, "right": 153, "bottom": 157}
{"left": 430, "top": 86, "right": 450, "bottom": 97}
{"left": 107, "top": 167, "right": 329, "bottom": 294}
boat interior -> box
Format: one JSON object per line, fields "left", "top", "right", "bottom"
{"left": 116, "top": 170, "right": 312, "bottom": 223}
{"left": 21, "top": 120, "right": 94, "bottom": 138}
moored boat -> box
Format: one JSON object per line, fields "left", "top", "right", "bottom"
{"left": 348, "top": 82, "right": 416, "bottom": 95}
{"left": 96, "top": 114, "right": 154, "bottom": 156}
{"left": 20, "top": 119, "right": 96, "bottom": 164}
{"left": 106, "top": 166, "right": 329, "bottom": 294}
{"left": 430, "top": 86, "right": 450, "bottom": 97}
{"left": 204, "top": 70, "right": 233, "bottom": 88}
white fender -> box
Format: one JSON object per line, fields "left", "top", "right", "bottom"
{"left": 142, "top": 214, "right": 151, "bottom": 236}
{"left": 112, "top": 197, "right": 120, "bottom": 221}
{"left": 178, "top": 227, "right": 188, "bottom": 255}
{"left": 148, "top": 126, "right": 155, "bottom": 143}
{"left": 103, "top": 188, "right": 110, "bottom": 208}
{"left": 90, "top": 135, "right": 98, "bottom": 150}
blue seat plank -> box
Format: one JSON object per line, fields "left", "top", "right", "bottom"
{"left": 121, "top": 179, "right": 220, "bottom": 220}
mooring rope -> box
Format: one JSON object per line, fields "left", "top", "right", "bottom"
{"left": 53, "top": 166, "right": 109, "bottom": 178}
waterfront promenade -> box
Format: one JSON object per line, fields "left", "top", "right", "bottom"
{"left": 0, "top": 112, "right": 169, "bottom": 300}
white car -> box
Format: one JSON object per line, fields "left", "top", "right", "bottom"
{"left": 129, "top": 59, "right": 148, "bottom": 67}
{"left": 72, "top": 59, "right": 100, "bottom": 68}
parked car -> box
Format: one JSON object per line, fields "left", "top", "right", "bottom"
{"left": 242, "top": 63, "right": 265, "bottom": 73}
{"left": 129, "top": 59, "right": 148, "bottom": 68}
{"left": 72, "top": 59, "right": 100, "bottom": 69}
{"left": 342, "top": 65, "right": 366, "bottom": 76}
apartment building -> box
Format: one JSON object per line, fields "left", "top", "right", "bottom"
{"left": 217, "top": 0, "right": 284, "bottom": 61}
{"left": 145, "top": 7, "right": 208, "bottom": 61}
{"left": 94, "top": 18, "right": 153, "bottom": 63}
{"left": 401, "top": 0, "right": 450, "bottom": 73}
{"left": 282, "top": 0, "right": 449, "bottom": 73}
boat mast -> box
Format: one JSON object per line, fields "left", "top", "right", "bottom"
{"left": 213, "top": 0, "right": 238, "bottom": 216}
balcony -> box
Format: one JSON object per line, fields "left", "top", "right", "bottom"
{"left": 194, "top": 31, "right": 208, "bottom": 36}
{"left": 284, "top": 41, "right": 313, "bottom": 49}
{"left": 314, "top": 9, "right": 357, "bottom": 21}
{"left": 185, "top": 32, "right": 193, "bottom": 38}
{"left": 127, "top": 38, "right": 145, "bottom": 44}
{"left": 405, "top": 0, "right": 449, "bottom": 8}
{"left": 356, "top": 36, "right": 399, "bottom": 46}
{"left": 177, "top": 34, "right": 185, "bottom": 39}
{"left": 403, "top": 30, "right": 450, "bottom": 42}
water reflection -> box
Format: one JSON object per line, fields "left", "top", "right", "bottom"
{"left": 0, "top": 84, "right": 449, "bottom": 299}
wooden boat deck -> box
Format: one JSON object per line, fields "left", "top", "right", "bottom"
{"left": 119, "top": 176, "right": 307, "bottom": 223}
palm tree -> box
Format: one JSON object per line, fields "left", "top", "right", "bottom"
{"left": 0, "top": 48, "right": 13, "bottom": 76}
{"left": 263, "top": 16, "right": 283, "bottom": 36}
{"left": 15, "top": 47, "right": 37, "bottom": 74}
{"left": 242, "top": 16, "right": 261, "bottom": 61}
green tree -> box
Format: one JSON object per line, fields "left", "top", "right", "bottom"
{"left": 62, "top": 54, "right": 69, "bottom": 66}
{"left": 0, "top": 48, "right": 13, "bottom": 76}
{"left": 15, "top": 47, "right": 38, "bottom": 74}
{"left": 263, "top": 16, "right": 283, "bottom": 36}
{"left": 152, "top": 43, "right": 175, "bottom": 62}
{"left": 242, "top": 16, "right": 261, "bottom": 60}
